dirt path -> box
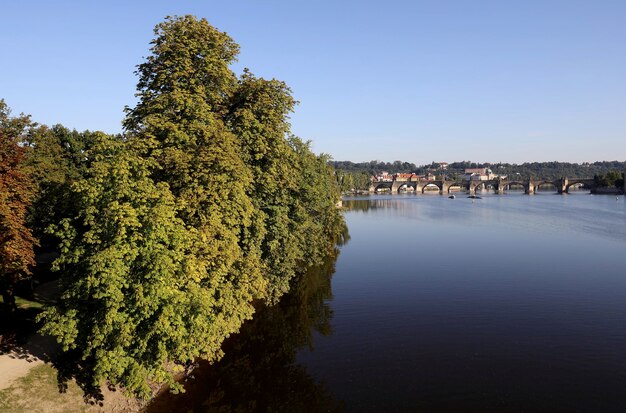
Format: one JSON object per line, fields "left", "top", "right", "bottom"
{"left": 0, "top": 356, "right": 145, "bottom": 412}
{"left": 1, "top": 279, "right": 147, "bottom": 411}
{"left": 0, "top": 351, "right": 44, "bottom": 390}
{"left": 0, "top": 280, "right": 59, "bottom": 390}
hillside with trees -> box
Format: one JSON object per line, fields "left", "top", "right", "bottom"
{"left": 331, "top": 160, "right": 626, "bottom": 189}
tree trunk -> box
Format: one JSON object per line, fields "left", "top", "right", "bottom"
{"left": 2, "top": 286, "right": 18, "bottom": 313}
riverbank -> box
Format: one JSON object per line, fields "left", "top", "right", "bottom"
{"left": 0, "top": 360, "right": 145, "bottom": 413}
{"left": 0, "top": 329, "right": 148, "bottom": 413}
{"left": 0, "top": 282, "right": 148, "bottom": 412}
{"left": 591, "top": 187, "right": 623, "bottom": 195}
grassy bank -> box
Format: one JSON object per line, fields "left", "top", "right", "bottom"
{"left": 0, "top": 364, "right": 89, "bottom": 413}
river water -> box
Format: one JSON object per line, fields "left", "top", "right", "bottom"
{"left": 148, "top": 192, "right": 626, "bottom": 412}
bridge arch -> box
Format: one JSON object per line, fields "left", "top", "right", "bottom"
{"left": 534, "top": 181, "right": 559, "bottom": 193}
{"left": 422, "top": 183, "right": 441, "bottom": 194}
{"left": 565, "top": 180, "right": 592, "bottom": 193}
{"left": 398, "top": 183, "right": 416, "bottom": 192}
{"left": 503, "top": 181, "right": 527, "bottom": 191}
{"left": 373, "top": 183, "right": 393, "bottom": 192}
{"left": 447, "top": 183, "right": 463, "bottom": 193}
{"left": 472, "top": 181, "right": 497, "bottom": 192}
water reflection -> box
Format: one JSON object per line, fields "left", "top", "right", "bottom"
{"left": 343, "top": 197, "right": 416, "bottom": 213}
{"left": 147, "top": 253, "right": 345, "bottom": 413}
{"left": 304, "top": 194, "right": 626, "bottom": 412}
{"left": 148, "top": 195, "right": 626, "bottom": 412}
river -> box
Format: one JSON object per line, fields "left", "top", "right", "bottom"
{"left": 148, "top": 192, "right": 626, "bottom": 412}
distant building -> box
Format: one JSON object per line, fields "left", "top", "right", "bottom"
{"left": 393, "top": 173, "right": 419, "bottom": 182}
{"left": 465, "top": 168, "right": 488, "bottom": 175}
{"left": 371, "top": 172, "right": 423, "bottom": 182}
{"left": 372, "top": 171, "right": 393, "bottom": 182}
{"left": 435, "top": 162, "right": 448, "bottom": 169}
{"left": 463, "top": 168, "right": 498, "bottom": 181}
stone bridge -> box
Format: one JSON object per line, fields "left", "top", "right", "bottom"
{"left": 369, "top": 177, "right": 615, "bottom": 195}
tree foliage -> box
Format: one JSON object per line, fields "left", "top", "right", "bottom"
{"left": 21, "top": 125, "right": 94, "bottom": 247}
{"left": 37, "top": 15, "right": 344, "bottom": 396}
{"left": 336, "top": 170, "right": 371, "bottom": 192}
{"left": 41, "top": 135, "right": 208, "bottom": 394}
{"left": 594, "top": 170, "right": 624, "bottom": 189}
{"left": 1, "top": 100, "right": 98, "bottom": 249}
{"left": 0, "top": 103, "right": 37, "bottom": 313}
{"left": 148, "top": 251, "right": 345, "bottom": 413}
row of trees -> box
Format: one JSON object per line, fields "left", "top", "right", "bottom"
{"left": 1, "top": 101, "right": 99, "bottom": 311}
{"left": 331, "top": 160, "right": 418, "bottom": 175}
{"left": 1, "top": 15, "right": 345, "bottom": 397}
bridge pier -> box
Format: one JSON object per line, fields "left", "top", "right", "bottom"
{"left": 441, "top": 182, "right": 450, "bottom": 195}
{"left": 496, "top": 181, "right": 505, "bottom": 194}
{"left": 468, "top": 181, "right": 484, "bottom": 196}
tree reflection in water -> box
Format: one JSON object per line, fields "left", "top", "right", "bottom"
{"left": 343, "top": 197, "right": 408, "bottom": 213}
{"left": 147, "top": 250, "right": 346, "bottom": 413}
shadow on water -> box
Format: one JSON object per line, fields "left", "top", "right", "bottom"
{"left": 146, "top": 251, "right": 346, "bottom": 413}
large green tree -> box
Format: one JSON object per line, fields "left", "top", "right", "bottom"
{"left": 40, "top": 16, "right": 265, "bottom": 396}
{"left": 123, "top": 16, "right": 265, "bottom": 302}
{"left": 227, "top": 70, "right": 305, "bottom": 300}
{"left": 227, "top": 70, "right": 345, "bottom": 301}
{"left": 40, "top": 135, "right": 207, "bottom": 395}
{"left": 123, "top": 15, "right": 267, "bottom": 365}
{"left": 39, "top": 15, "right": 344, "bottom": 397}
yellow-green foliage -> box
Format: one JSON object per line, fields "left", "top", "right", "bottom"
{"left": 38, "top": 15, "right": 344, "bottom": 397}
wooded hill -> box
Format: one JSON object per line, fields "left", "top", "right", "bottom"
{"left": 332, "top": 160, "right": 626, "bottom": 181}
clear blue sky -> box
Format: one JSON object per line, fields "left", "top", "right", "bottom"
{"left": 2, "top": 0, "right": 625, "bottom": 164}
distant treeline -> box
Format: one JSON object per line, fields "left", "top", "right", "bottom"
{"left": 332, "top": 160, "right": 419, "bottom": 175}
{"left": 331, "top": 160, "right": 626, "bottom": 184}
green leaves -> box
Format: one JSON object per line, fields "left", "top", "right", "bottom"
{"left": 594, "top": 170, "right": 624, "bottom": 189}
{"left": 37, "top": 15, "right": 345, "bottom": 397}
{"left": 40, "top": 135, "right": 202, "bottom": 396}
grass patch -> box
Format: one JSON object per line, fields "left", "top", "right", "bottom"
{"left": 0, "top": 364, "right": 90, "bottom": 413}
{"left": 0, "top": 295, "right": 44, "bottom": 310}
